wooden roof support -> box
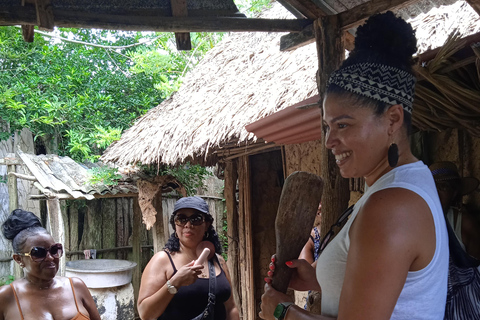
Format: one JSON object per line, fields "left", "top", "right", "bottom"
{"left": 170, "top": 0, "right": 192, "bottom": 51}
{"left": 466, "top": 0, "right": 480, "bottom": 16}
{"left": 314, "top": 15, "right": 350, "bottom": 282}
{"left": 280, "top": 23, "right": 355, "bottom": 51}
{"left": 0, "top": 7, "right": 312, "bottom": 33}
{"left": 278, "top": 0, "right": 326, "bottom": 19}
{"left": 35, "top": 0, "right": 54, "bottom": 31}
{"left": 280, "top": 0, "right": 420, "bottom": 51}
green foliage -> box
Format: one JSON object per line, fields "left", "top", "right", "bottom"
{"left": 86, "top": 166, "right": 122, "bottom": 187}
{"left": 0, "top": 174, "right": 6, "bottom": 184}
{"left": 141, "top": 163, "right": 212, "bottom": 196}
{"left": 0, "top": 27, "right": 222, "bottom": 162}
{"left": 0, "top": 275, "right": 14, "bottom": 286}
{"left": 161, "top": 163, "right": 213, "bottom": 196}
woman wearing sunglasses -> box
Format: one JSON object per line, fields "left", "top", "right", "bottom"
{"left": 0, "top": 209, "right": 100, "bottom": 320}
{"left": 137, "top": 196, "right": 239, "bottom": 320}
{"left": 260, "top": 12, "right": 448, "bottom": 320}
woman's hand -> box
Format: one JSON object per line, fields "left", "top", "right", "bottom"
{"left": 266, "top": 255, "right": 320, "bottom": 292}
{"left": 169, "top": 260, "right": 203, "bottom": 288}
{"left": 259, "top": 282, "right": 293, "bottom": 320}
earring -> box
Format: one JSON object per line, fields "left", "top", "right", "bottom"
{"left": 174, "top": 231, "right": 178, "bottom": 238}
{"left": 204, "top": 231, "right": 210, "bottom": 239}
{"left": 388, "top": 143, "right": 399, "bottom": 168}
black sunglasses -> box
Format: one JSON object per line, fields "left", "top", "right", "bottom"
{"left": 174, "top": 213, "right": 205, "bottom": 227}
{"left": 318, "top": 205, "right": 354, "bottom": 254}
{"left": 17, "top": 243, "right": 63, "bottom": 263}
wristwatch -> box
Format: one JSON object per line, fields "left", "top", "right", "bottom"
{"left": 273, "top": 302, "right": 293, "bottom": 320}
{"left": 166, "top": 280, "right": 178, "bottom": 294}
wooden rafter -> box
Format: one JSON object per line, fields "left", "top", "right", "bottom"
{"left": 337, "top": 0, "right": 420, "bottom": 31}
{"left": 170, "top": 0, "right": 191, "bottom": 51}
{"left": 280, "top": 0, "right": 421, "bottom": 51}
{"left": 278, "top": 0, "right": 326, "bottom": 19}
{"left": 280, "top": 24, "right": 355, "bottom": 51}
{"left": 466, "top": 0, "right": 480, "bottom": 16}
{"left": 0, "top": 7, "right": 312, "bottom": 33}
{"left": 35, "top": 0, "right": 54, "bottom": 31}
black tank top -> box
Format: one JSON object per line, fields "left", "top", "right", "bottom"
{"left": 158, "top": 251, "right": 232, "bottom": 320}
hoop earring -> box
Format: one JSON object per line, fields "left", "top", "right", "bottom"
{"left": 174, "top": 231, "right": 178, "bottom": 238}
{"left": 388, "top": 143, "right": 399, "bottom": 168}
{"left": 204, "top": 231, "right": 210, "bottom": 239}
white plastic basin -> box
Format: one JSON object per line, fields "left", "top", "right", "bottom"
{"left": 65, "top": 259, "right": 137, "bottom": 289}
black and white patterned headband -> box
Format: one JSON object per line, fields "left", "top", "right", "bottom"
{"left": 327, "top": 63, "right": 416, "bottom": 113}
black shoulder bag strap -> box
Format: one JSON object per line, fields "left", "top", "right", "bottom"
{"left": 192, "top": 257, "right": 216, "bottom": 320}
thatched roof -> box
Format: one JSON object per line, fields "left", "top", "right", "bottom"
{"left": 102, "top": 0, "right": 480, "bottom": 167}
{"left": 102, "top": 3, "right": 318, "bottom": 166}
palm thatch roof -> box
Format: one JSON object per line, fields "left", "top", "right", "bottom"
{"left": 102, "top": 0, "right": 480, "bottom": 167}
{"left": 103, "top": 3, "right": 319, "bottom": 166}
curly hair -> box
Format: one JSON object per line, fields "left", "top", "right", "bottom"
{"left": 163, "top": 210, "right": 223, "bottom": 254}
{"left": 326, "top": 11, "right": 417, "bottom": 132}
{"left": 2, "top": 209, "right": 49, "bottom": 253}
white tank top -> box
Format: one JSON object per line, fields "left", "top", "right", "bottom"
{"left": 316, "top": 161, "right": 449, "bottom": 319}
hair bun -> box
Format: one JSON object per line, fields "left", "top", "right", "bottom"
{"left": 2, "top": 209, "right": 42, "bottom": 241}
{"left": 354, "top": 11, "right": 417, "bottom": 65}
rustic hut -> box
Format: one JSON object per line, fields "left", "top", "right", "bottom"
{"left": 101, "top": 1, "right": 480, "bottom": 318}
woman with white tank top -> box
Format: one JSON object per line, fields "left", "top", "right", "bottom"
{"left": 259, "top": 11, "right": 448, "bottom": 320}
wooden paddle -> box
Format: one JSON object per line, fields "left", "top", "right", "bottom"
{"left": 271, "top": 171, "right": 323, "bottom": 293}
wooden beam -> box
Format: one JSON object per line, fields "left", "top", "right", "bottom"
{"left": 21, "top": 24, "right": 34, "bottom": 42}
{"left": 280, "top": 0, "right": 420, "bottom": 50}
{"left": 46, "top": 198, "right": 66, "bottom": 276}
{"left": 314, "top": 14, "right": 350, "bottom": 294}
{"left": 35, "top": 0, "right": 54, "bottom": 31}
{"left": 337, "top": 0, "right": 420, "bottom": 31}
{"left": 280, "top": 26, "right": 354, "bottom": 51}
{"left": 224, "top": 160, "right": 241, "bottom": 315}
{"left": 7, "top": 153, "right": 18, "bottom": 212}
{"left": 0, "top": 7, "right": 312, "bottom": 33}
{"left": 8, "top": 171, "right": 36, "bottom": 181}
{"left": 280, "top": 23, "right": 315, "bottom": 51}
{"left": 466, "top": 0, "right": 480, "bottom": 16}
{"left": 170, "top": 0, "right": 191, "bottom": 51}
{"left": 277, "top": 0, "right": 325, "bottom": 19}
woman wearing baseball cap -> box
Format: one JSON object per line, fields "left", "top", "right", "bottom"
{"left": 137, "top": 196, "right": 239, "bottom": 320}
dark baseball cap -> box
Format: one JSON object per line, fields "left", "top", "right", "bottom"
{"left": 173, "top": 196, "right": 209, "bottom": 215}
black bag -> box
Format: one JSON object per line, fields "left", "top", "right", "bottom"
{"left": 444, "top": 217, "right": 480, "bottom": 320}
{"left": 192, "top": 258, "right": 216, "bottom": 320}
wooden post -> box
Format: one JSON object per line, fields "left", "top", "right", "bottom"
{"left": 224, "top": 160, "right": 241, "bottom": 314}
{"left": 132, "top": 196, "right": 142, "bottom": 318}
{"left": 238, "top": 155, "right": 255, "bottom": 320}
{"left": 46, "top": 197, "right": 66, "bottom": 276}
{"left": 5, "top": 154, "right": 22, "bottom": 280}
{"left": 152, "top": 191, "right": 165, "bottom": 253}
{"left": 314, "top": 15, "right": 350, "bottom": 313}
{"left": 6, "top": 153, "right": 18, "bottom": 211}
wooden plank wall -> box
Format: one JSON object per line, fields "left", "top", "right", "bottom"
{"left": 249, "top": 151, "right": 284, "bottom": 319}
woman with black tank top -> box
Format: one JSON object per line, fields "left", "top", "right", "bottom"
{"left": 138, "top": 196, "right": 239, "bottom": 320}
{"left": 0, "top": 209, "right": 100, "bottom": 320}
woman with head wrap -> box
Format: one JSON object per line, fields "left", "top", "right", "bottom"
{"left": 0, "top": 209, "right": 100, "bottom": 320}
{"left": 260, "top": 11, "right": 448, "bottom": 320}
